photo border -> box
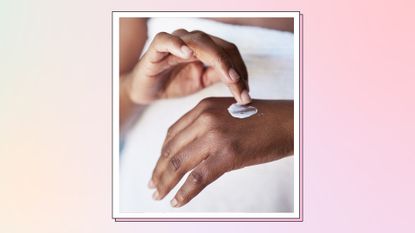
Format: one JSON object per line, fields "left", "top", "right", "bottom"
{"left": 112, "top": 11, "right": 303, "bottom": 222}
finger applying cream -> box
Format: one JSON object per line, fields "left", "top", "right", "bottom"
{"left": 174, "top": 29, "right": 251, "bottom": 104}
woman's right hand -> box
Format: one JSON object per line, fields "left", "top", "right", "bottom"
{"left": 124, "top": 29, "right": 251, "bottom": 105}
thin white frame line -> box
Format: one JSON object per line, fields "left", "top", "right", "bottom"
{"left": 112, "top": 11, "right": 301, "bottom": 219}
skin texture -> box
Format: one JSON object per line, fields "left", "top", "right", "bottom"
{"left": 119, "top": 18, "right": 294, "bottom": 136}
{"left": 120, "top": 28, "right": 251, "bottom": 136}
{"left": 126, "top": 29, "right": 250, "bottom": 105}
{"left": 118, "top": 19, "right": 296, "bottom": 206}
{"left": 149, "top": 97, "right": 294, "bottom": 207}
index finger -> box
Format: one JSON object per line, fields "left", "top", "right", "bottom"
{"left": 143, "top": 32, "right": 193, "bottom": 63}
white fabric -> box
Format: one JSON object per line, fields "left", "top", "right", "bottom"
{"left": 120, "top": 18, "right": 294, "bottom": 212}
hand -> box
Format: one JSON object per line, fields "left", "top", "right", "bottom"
{"left": 125, "top": 29, "right": 251, "bottom": 105}
{"left": 148, "top": 97, "right": 294, "bottom": 207}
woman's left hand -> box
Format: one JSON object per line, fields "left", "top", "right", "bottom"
{"left": 148, "top": 97, "right": 294, "bottom": 207}
{"left": 126, "top": 29, "right": 250, "bottom": 105}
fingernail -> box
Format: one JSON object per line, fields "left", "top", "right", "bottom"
{"left": 152, "top": 190, "right": 161, "bottom": 200}
{"left": 240, "top": 90, "right": 252, "bottom": 104}
{"left": 181, "top": 45, "right": 192, "bottom": 58}
{"left": 228, "top": 68, "right": 240, "bottom": 82}
{"left": 148, "top": 180, "right": 155, "bottom": 189}
{"left": 170, "top": 198, "right": 179, "bottom": 207}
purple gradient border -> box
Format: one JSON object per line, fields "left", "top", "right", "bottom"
{"left": 113, "top": 12, "right": 304, "bottom": 222}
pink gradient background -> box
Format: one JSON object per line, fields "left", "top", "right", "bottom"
{"left": 1, "top": 0, "right": 414, "bottom": 232}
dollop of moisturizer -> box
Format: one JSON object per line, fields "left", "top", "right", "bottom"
{"left": 227, "top": 103, "right": 258, "bottom": 119}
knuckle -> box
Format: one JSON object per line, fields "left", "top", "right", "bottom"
{"left": 190, "top": 30, "right": 209, "bottom": 41}
{"left": 155, "top": 31, "right": 169, "bottom": 40}
{"left": 155, "top": 32, "right": 182, "bottom": 47}
{"left": 223, "top": 141, "right": 238, "bottom": 157}
{"left": 199, "top": 111, "right": 216, "bottom": 124}
{"left": 206, "top": 128, "right": 225, "bottom": 140}
{"left": 190, "top": 169, "right": 208, "bottom": 185}
{"left": 221, "top": 142, "right": 241, "bottom": 171}
{"left": 170, "top": 36, "right": 182, "bottom": 46}
{"left": 191, "top": 30, "right": 203, "bottom": 34}
{"left": 197, "top": 97, "right": 214, "bottom": 108}
{"left": 191, "top": 30, "right": 206, "bottom": 37}
{"left": 161, "top": 145, "right": 171, "bottom": 158}
{"left": 226, "top": 42, "right": 238, "bottom": 51}
{"left": 173, "top": 28, "right": 187, "bottom": 34}
{"left": 175, "top": 190, "right": 188, "bottom": 203}
{"left": 169, "top": 156, "right": 182, "bottom": 171}
{"left": 212, "top": 51, "right": 229, "bottom": 67}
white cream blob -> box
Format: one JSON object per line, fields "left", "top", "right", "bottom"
{"left": 227, "top": 103, "right": 258, "bottom": 119}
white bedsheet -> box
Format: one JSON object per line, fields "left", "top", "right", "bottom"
{"left": 120, "top": 18, "right": 294, "bottom": 212}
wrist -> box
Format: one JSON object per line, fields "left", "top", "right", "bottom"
{"left": 119, "top": 72, "right": 148, "bottom": 137}
{"left": 121, "top": 71, "right": 151, "bottom": 106}
{"left": 281, "top": 101, "right": 294, "bottom": 156}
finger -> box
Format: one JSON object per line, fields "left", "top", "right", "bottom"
{"left": 203, "top": 66, "right": 247, "bottom": 97}
{"left": 152, "top": 54, "right": 198, "bottom": 75}
{"left": 209, "top": 35, "right": 250, "bottom": 92}
{"left": 143, "top": 32, "right": 193, "bottom": 63}
{"left": 182, "top": 30, "right": 235, "bottom": 83}
{"left": 174, "top": 29, "right": 250, "bottom": 103}
{"left": 180, "top": 31, "right": 250, "bottom": 104}
{"left": 201, "top": 67, "right": 222, "bottom": 87}
{"left": 149, "top": 99, "right": 214, "bottom": 190}
{"left": 173, "top": 29, "right": 230, "bottom": 90}
{"left": 165, "top": 61, "right": 222, "bottom": 97}
{"left": 208, "top": 35, "right": 248, "bottom": 79}
{"left": 170, "top": 156, "right": 225, "bottom": 207}
{"left": 172, "top": 28, "right": 189, "bottom": 37}
{"left": 151, "top": 119, "right": 201, "bottom": 191}
{"left": 208, "top": 35, "right": 250, "bottom": 100}
{"left": 152, "top": 139, "right": 210, "bottom": 200}
{"left": 161, "top": 62, "right": 206, "bottom": 98}
{"left": 162, "top": 99, "right": 210, "bottom": 145}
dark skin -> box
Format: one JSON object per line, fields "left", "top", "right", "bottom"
{"left": 126, "top": 29, "right": 250, "bottom": 105}
{"left": 119, "top": 18, "right": 295, "bottom": 207}
{"left": 120, "top": 18, "right": 293, "bottom": 135}
{"left": 120, "top": 28, "right": 251, "bottom": 137}
{"left": 149, "top": 97, "right": 294, "bottom": 207}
